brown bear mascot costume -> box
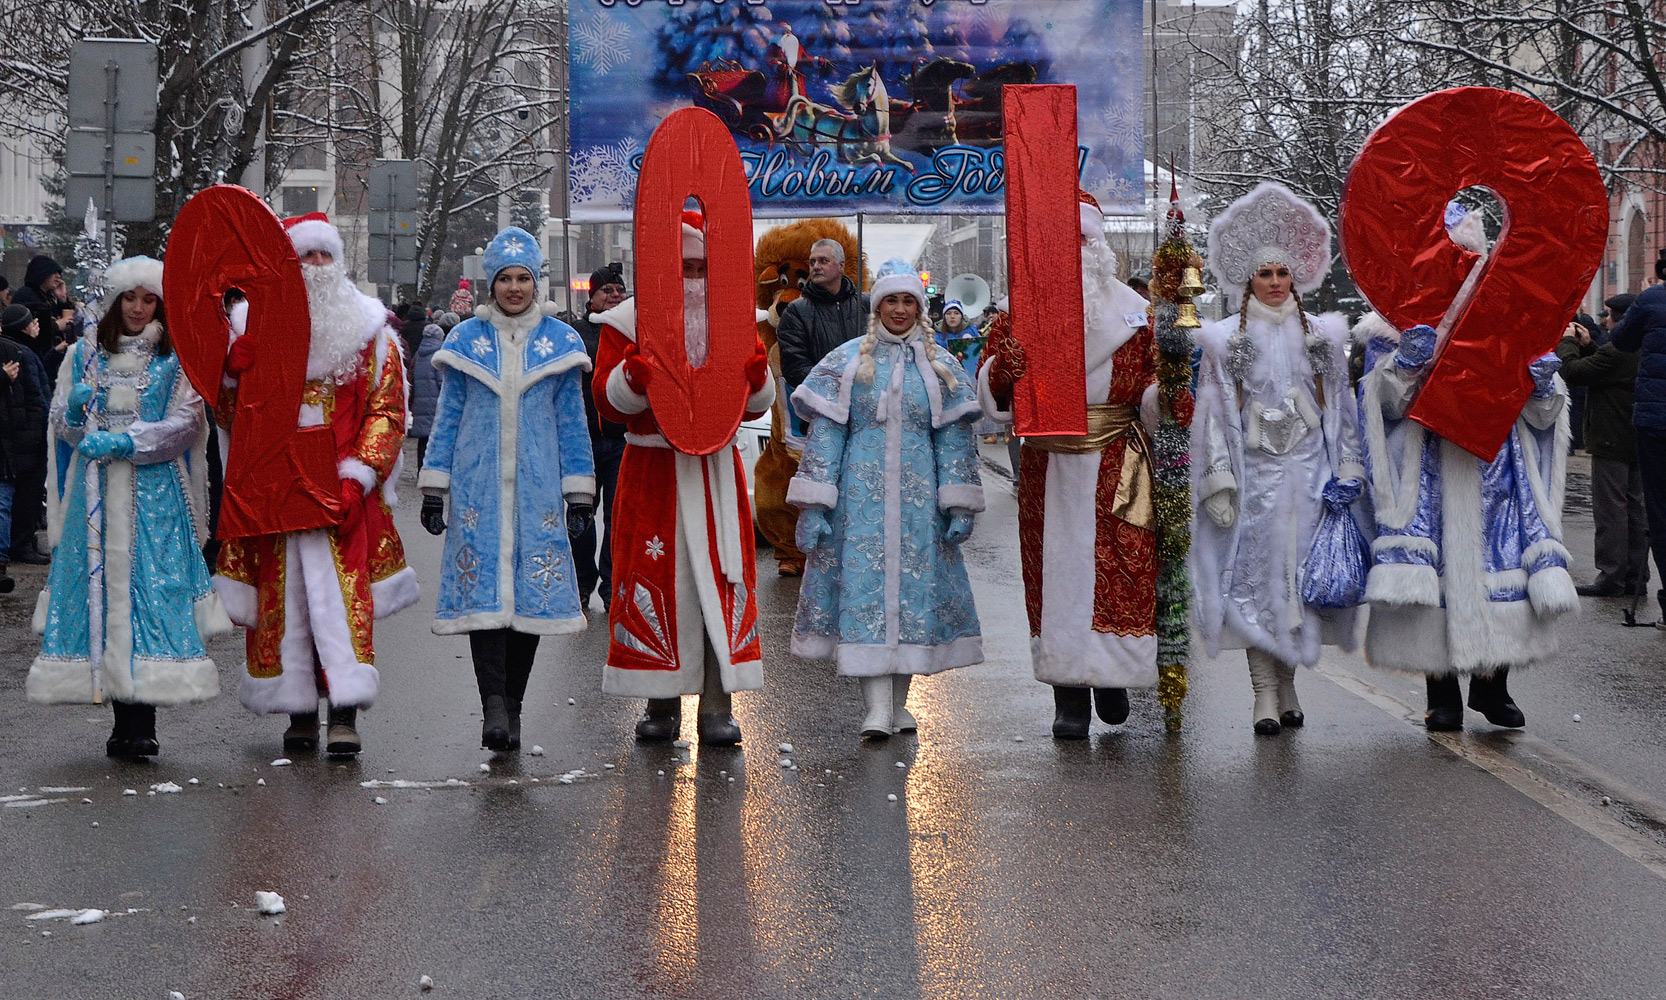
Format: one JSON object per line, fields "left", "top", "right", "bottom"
{"left": 752, "top": 219, "right": 866, "bottom": 576}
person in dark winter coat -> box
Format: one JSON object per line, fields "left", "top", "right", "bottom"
{"left": 777, "top": 239, "right": 870, "bottom": 392}
{"left": 409, "top": 314, "right": 449, "bottom": 468}
{"left": 0, "top": 304, "right": 51, "bottom": 565}
{"left": 12, "top": 256, "right": 74, "bottom": 386}
{"left": 1609, "top": 254, "right": 1666, "bottom": 624}
{"left": 0, "top": 313, "right": 46, "bottom": 592}
{"left": 561, "top": 264, "right": 628, "bottom": 611}
{"left": 1559, "top": 294, "right": 1648, "bottom": 596}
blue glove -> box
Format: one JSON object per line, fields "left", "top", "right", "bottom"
{"left": 1321, "top": 477, "right": 1363, "bottom": 514}
{"left": 65, "top": 382, "right": 95, "bottom": 427}
{"left": 1529, "top": 352, "right": 1561, "bottom": 398}
{"left": 1395, "top": 325, "right": 1437, "bottom": 370}
{"left": 942, "top": 511, "right": 975, "bottom": 545}
{"left": 78, "top": 431, "right": 134, "bottom": 461}
{"left": 795, "top": 509, "right": 832, "bottom": 552}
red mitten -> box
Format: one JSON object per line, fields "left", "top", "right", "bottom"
{"left": 986, "top": 334, "right": 1027, "bottom": 406}
{"left": 225, "top": 334, "right": 258, "bottom": 377}
{"left": 622, "top": 343, "right": 651, "bottom": 396}
{"left": 744, "top": 345, "right": 770, "bottom": 393}
{"left": 337, "top": 478, "right": 365, "bottom": 534}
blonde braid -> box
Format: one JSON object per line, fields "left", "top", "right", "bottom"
{"left": 854, "top": 314, "right": 881, "bottom": 385}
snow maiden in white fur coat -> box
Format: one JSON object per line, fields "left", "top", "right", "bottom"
{"left": 1190, "top": 182, "right": 1368, "bottom": 736}
{"left": 1353, "top": 207, "right": 1577, "bottom": 732}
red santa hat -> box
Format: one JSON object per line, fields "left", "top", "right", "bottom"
{"left": 1078, "top": 190, "right": 1105, "bottom": 244}
{"left": 682, "top": 210, "right": 706, "bottom": 261}
{"left": 282, "top": 211, "right": 345, "bottom": 260}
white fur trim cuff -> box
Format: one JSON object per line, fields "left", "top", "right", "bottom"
{"left": 371, "top": 567, "right": 421, "bottom": 620}
{"left": 321, "top": 659, "right": 379, "bottom": 709}
{"left": 938, "top": 483, "right": 986, "bottom": 513}
{"left": 25, "top": 657, "right": 95, "bottom": 704}
{"left": 1200, "top": 471, "right": 1237, "bottom": 500}
{"left": 417, "top": 468, "right": 451, "bottom": 493}
{"left": 561, "top": 475, "right": 597, "bottom": 498}
{"left": 786, "top": 477, "right": 838, "bottom": 510}
{"left": 212, "top": 575, "right": 259, "bottom": 627}
{"left": 338, "top": 458, "right": 378, "bottom": 494}
{"left": 1528, "top": 565, "right": 1579, "bottom": 616}
{"left": 431, "top": 611, "right": 590, "bottom": 636}
{"left": 746, "top": 378, "right": 777, "bottom": 415}
{"left": 1365, "top": 563, "right": 1442, "bottom": 607}
{"left": 605, "top": 364, "right": 651, "bottom": 416}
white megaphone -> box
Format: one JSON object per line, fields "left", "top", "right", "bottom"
{"left": 943, "top": 273, "right": 991, "bottom": 317}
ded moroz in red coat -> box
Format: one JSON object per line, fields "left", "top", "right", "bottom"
{"left": 592, "top": 297, "right": 775, "bottom": 698}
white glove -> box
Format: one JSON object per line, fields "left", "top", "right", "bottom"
{"left": 1204, "top": 490, "right": 1236, "bottom": 528}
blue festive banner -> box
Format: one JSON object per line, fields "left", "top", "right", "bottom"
{"left": 568, "top": 0, "right": 1145, "bottom": 221}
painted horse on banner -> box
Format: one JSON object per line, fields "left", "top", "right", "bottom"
{"left": 776, "top": 64, "right": 915, "bottom": 172}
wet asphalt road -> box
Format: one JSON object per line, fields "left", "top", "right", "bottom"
{"left": 3, "top": 444, "right": 1666, "bottom": 1000}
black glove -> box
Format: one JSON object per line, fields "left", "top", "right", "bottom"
{"left": 566, "top": 502, "right": 595, "bottom": 537}
{"left": 420, "top": 495, "right": 446, "bottom": 535}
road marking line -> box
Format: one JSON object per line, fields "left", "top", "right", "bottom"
{"left": 1315, "top": 662, "right": 1666, "bottom": 881}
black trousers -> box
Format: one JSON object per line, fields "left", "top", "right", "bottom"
{"left": 1637, "top": 427, "right": 1666, "bottom": 603}
{"left": 9, "top": 459, "right": 43, "bottom": 557}
{"left": 468, "top": 628, "right": 541, "bottom": 703}
{"left": 572, "top": 435, "right": 625, "bottom": 607}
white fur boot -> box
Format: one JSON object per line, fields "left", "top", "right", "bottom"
{"left": 859, "top": 676, "right": 894, "bottom": 739}
{"left": 891, "top": 674, "right": 917, "bottom": 733}
{"left": 1273, "top": 659, "right": 1304, "bottom": 728}
{"left": 1246, "top": 650, "right": 1282, "bottom": 736}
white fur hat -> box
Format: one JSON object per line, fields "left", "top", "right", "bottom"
{"left": 869, "top": 258, "right": 926, "bottom": 311}
{"left": 1080, "top": 202, "right": 1106, "bottom": 244}
{"left": 100, "top": 255, "right": 164, "bottom": 306}
{"left": 282, "top": 211, "right": 345, "bottom": 260}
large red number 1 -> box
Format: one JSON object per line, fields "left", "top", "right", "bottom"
{"left": 1341, "top": 87, "right": 1608, "bottom": 460}
{"left": 1004, "top": 84, "right": 1089, "bottom": 437}
{"left": 634, "top": 107, "right": 756, "bottom": 456}
{"left": 165, "top": 185, "right": 342, "bottom": 538}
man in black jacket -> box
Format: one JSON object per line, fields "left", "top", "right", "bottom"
{"left": 1610, "top": 252, "right": 1666, "bottom": 625}
{"left": 0, "top": 304, "right": 50, "bottom": 565}
{"left": 0, "top": 306, "right": 46, "bottom": 591}
{"left": 777, "top": 239, "right": 869, "bottom": 392}
{"left": 1560, "top": 294, "right": 1648, "bottom": 596}
{"left": 562, "top": 264, "right": 629, "bottom": 611}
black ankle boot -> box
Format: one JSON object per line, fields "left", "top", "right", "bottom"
{"left": 481, "top": 696, "right": 512, "bottom": 752}
{"left": 1093, "top": 687, "right": 1130, "bottom": 725}
{"left": 106, "top": 700, "right": 158, "bottom": 757}
{"left": 505, "top": 699, "right": 522, "bottom": 751}
{"left": 1051, "top": 686, "right": 1091, "bottom": 740}
{"left": 1467, "top": 669, "right": 1526, "bottom": 728}
{"left": 635, "top": 698, "right": 681, "bottom": 741}
{"left": 1425, "top": 675, "right": 1464, "bottom": 731}
{"left": 325, "top": 706, "right": 361, "bottom": 755}
{"left": 283, "top": 712, "right": 320, "bottom": 752}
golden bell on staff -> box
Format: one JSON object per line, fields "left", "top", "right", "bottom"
{"left": 1174, "top": 301, "right": 1201, "bottom": 329}
{"left": 1178, "top": 266, "right": 1205, "bottom": 297}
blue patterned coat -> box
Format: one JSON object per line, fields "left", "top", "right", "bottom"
{"left": 1356, "top": 317, "right": 1577, "bottom": 675}
{"left": 419, "top": 307, "right": 596, "bottom": 634}
{"left": 27, "top": 336, "right": 231, "bottom": 705}
{"left": 787, "top": 328, "right": 985, "bottom": 676}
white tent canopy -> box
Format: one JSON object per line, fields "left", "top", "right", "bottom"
{"left": 754, "top": 218, "right": 938, "bottom": 270}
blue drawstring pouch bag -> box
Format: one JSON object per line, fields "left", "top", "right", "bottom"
{"left": 1298, "top": 478, "right": 1369, "bottom": 609}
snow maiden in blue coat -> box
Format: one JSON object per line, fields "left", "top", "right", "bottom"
{"left": 25, "top": 257, "right": 231, "bottom": 757}
{"left": 788, "top": 259, "right": 985, "bottom": 740}
{"left": 418, "top": 227, "right": 596, "bottom": 752}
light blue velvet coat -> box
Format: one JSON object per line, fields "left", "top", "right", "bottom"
{"left": 420, "top": 309, "right": 596, "bottom": 634}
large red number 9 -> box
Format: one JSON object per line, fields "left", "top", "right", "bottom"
{"left": 1003, "top": 84, "right": 1089, "bottom": 437}
{"left": 164, "top": 185, "right": 343, "bottom": 538}
{"left": 1341, "top": 87, "right": 1608, "bottom": 460}
{"left": 634, "top": 107, "right": 757, "bottom": 456}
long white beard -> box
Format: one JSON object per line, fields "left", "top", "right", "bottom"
{"left": 683, "top": 277, "right": 709, "bottom": 368}
{"left": 302, "top": 261, "right": 372, "bottom": 380}
{"left": 1081, "top": 241, "right": 1121, "bottom": 337}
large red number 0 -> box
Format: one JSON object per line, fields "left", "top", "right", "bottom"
{"left": 1004, "top": 84, "right": 1089, "bottom": 437}
{"left": 1341, "top": 87, "right": 1608, "bottom": 460}
{"left": 635, "top": 108, "right": 756, "bottom": 456}
{"left": 165, "top": 185, "right": 342, "bottom": 538}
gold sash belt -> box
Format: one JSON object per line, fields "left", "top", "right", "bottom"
{"left": 1025, "top": 403, "right": 1155, "bottom": 530}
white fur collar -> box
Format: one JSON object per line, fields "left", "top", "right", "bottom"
{"left": 592, "top": 297, "right": 638, "bottom": 341}
{"left": 1246, "top": 296, "right": 1299, "bottom": 323}
{"left": 482, "top": 301, "right": 543, "bottom": 339}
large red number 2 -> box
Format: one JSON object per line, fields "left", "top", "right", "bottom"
{"left": 165, "top": 185, "right": 342, "bottom": 538}
{"left": 1341, "top": 87, "right": 1608, "bottom": 460}
{"left": 635, "top": 107, "right": 756, "bottom": 456}
{"left": 1003, "top": 84, "right": 1089, "bottom": 437}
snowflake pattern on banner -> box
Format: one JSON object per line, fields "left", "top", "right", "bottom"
{"left": 573, "top": 15, "right": 634, "bottom": 75}
{"left": 1100, "top": 95, "right": 1144, "bottom": 159}
{"left": 569, "top": 139, "right": 642, "bottom": 211}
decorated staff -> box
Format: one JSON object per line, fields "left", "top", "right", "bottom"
{"left": 1343, "top": 89, "right": 1605, "bottom": 731}
{"left": 25, "top": 257, "right": 232, "bottom": 757}
{"left": 979, "top": 193, "right": 1163, "bottom": 738}
{"left": 1190, "top": 182, "right": 1367, "bottom": 737}
{"left": 208, "top": 211, "right": 418, "bottom": 756}
{"left": 789, "top": 259, "right": 985, "bottom": 740}
{"left": 419, "top": 227, "right": 596, "bottom": 753}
